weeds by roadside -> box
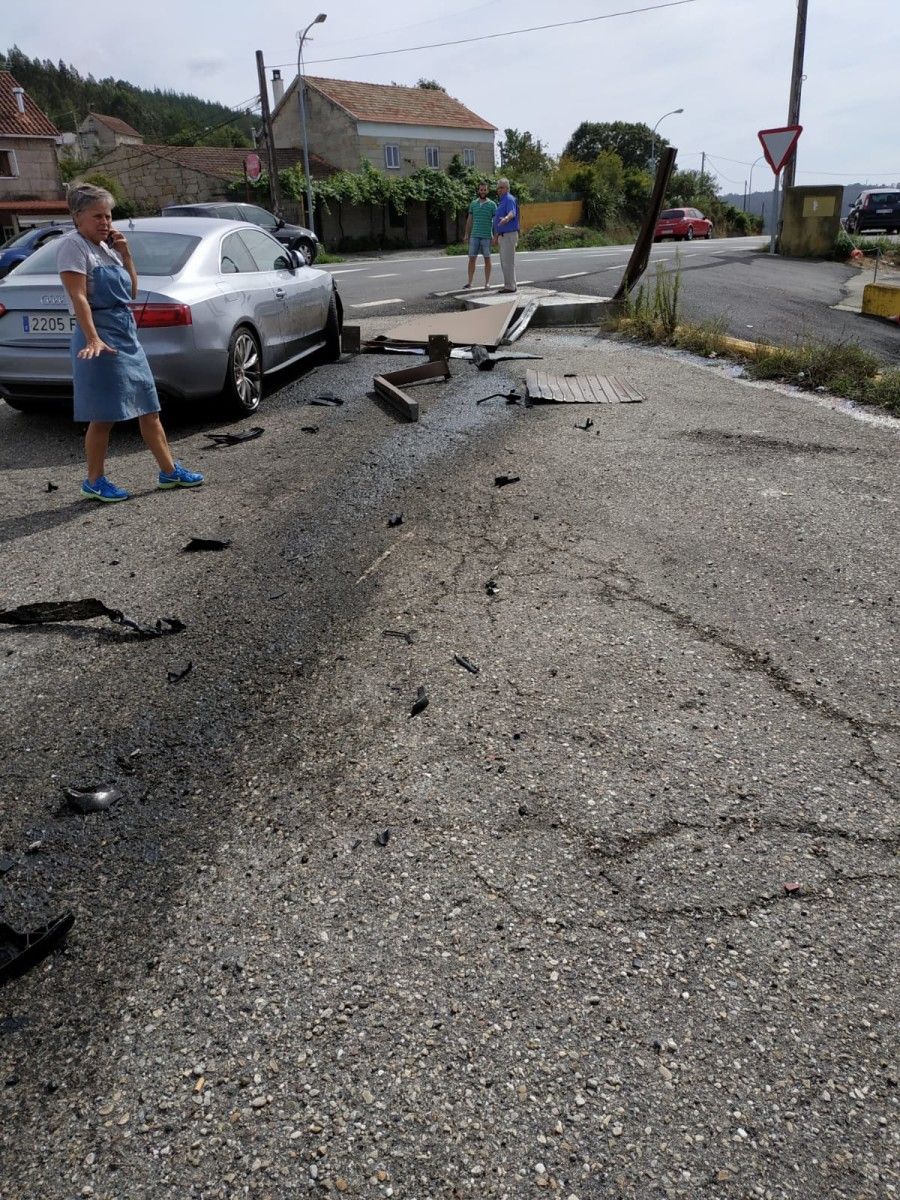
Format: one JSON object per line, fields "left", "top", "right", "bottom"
{"left": 608, "top": 260, "right": 900, "bottom": 417}
{"left": 834, "top": 228, "right": 898, "bottom": 266}
{"left": 315, "top": 249, "right": 345, "bottom": 264}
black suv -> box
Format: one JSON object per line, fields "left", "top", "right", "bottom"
{"left": 161, "top": 202, "right": 319, "bottom": 263}
{"left": 845, "top": 190, "right": 900, "bottom": 235}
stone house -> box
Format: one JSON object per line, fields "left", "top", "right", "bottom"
{"left": 0, "top": 72, "right": 67, "bottom": 238}
{"left": 77, "top": 112, "right": 144, "bottom": 156}
{"left": 269, "top": 76, "right": 496, "bottom": 246}
{"left": 86, "top": 143, "right": 331, "bottom": 215}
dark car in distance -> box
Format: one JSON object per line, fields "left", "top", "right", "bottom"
{"left": 161, "top": 202, "right": 319, "bottom": 263}
{"left": 845, "top": 190, "right": 900, "bottom": 235}
{"left": 0, "top": 223, "right": 66, "bottom": 278}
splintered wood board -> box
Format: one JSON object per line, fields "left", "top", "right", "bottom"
{"left": 384, "top": 301, "right": 519, "bottom": 349}
{"left": 525, "top": 370, "right": 644, "bottom": 404}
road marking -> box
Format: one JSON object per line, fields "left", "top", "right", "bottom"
{"left": 356, "top": 532, "right": 414, "bottom": 584}
{"left": 369, "top": 273, "right": 399, "bottom": 278}
{"left": 350, "top": 298, "right": 404, "bottom": 308}
{"left": 328, "top": 268, "right": 367, "bottom": 275}
{"left": 424, "top": 267, "right": 453, "bottom": 272}
{"left": 557, "top": 271, "right": 589, "bottom": 279}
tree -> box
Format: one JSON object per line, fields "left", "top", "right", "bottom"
{"left": 415, "top": 78, "right": 446, "bottom": 91}
{"left": 498, "top": 129, "right": 551, "bottom": 177}
{"left": 562, "top": 121, "right": 664, "bottom": 171}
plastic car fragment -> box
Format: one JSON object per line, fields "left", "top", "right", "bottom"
{"left": 63, "top": 784, "right": 121, "bottom": 814}
{"left": 409, "top": 686, "right": 429, "bottom": 717}
{"left": 167, "top": 661, "right": 193, "bottom": 684}
{"left": 454, "top": 654, "right": 480, "bottom": 675}
{"left": 182, "top": 537, "right": 231, "bottom": 553}
{"left": 0, "top": 912, "right": 75, "bottom": 987}
{"left": 205, "top": 427, "right": 264, "bottom": 446}
{"left": 494, "top": 475, "right": 520, "bottom": 488}
{"left": 0, "top": 599, "right": 185, "bottom": 638}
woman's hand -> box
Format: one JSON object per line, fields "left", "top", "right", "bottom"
{"left": 77, "top": 336, "right": 117, "bottom": 359}
{"left": 108, "top": 229, "right": 131, "bottom": 259}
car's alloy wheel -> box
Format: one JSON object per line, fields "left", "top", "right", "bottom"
{"left": 226, "top": 327, "right": 263, "bottom": 416}
{"left": 685, "top": 226, "right": 694, "bottom": 241}
{"left": 297, "top": 238, "right": 316, "bottom": 265}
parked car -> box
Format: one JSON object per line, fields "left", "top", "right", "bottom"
{"left": 162, "top": 202, "right": 319, "bottom": 264}
{"left": 0, "top": 223, "right": 67, "bottom": 278}
{"left": 0, "top": 217, "right": 341, "bottom": 416}
{"left": 845, "top": 190, "right": 900, "bottom": 235}
{"left": 653, "top": 208, "right": 714, "bottom": 242}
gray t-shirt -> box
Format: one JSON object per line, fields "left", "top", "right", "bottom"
{"left": 57, "top": 230, "right": 123, "bottom": 313}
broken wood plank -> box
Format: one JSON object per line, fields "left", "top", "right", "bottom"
{"left": 373, "top": 375, "right": 419, "bottom": 422}
{"left": 525, "top": 369, "right": 644, "bottom": 404}
{"left": 503, "top": 299, "right": 539, "bottom": 344}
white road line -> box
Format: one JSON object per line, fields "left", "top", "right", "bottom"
{"left": 557, "top": 271, "right": 589, "bottom": 279}
{"left": 328, "top": 268, "right": 367, "bottom": 274}
{"left": 424, "top": 267, "right": 453, "bottom": 272}
{"left": 369, "top": 273, "right": 399, "bottom": 278}
{"left": 350, "top": 298, "right": 404, "bottom": 308}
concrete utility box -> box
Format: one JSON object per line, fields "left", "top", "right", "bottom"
{"left": 780, "top": 185, "right": 844, "bottom": 257}
{"left": 862, "top": 283, "right": 900, "bottom": 321}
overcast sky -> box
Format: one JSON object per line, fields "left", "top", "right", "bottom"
{"left": 6, "top": 0, "right": 898, "bottom": 192}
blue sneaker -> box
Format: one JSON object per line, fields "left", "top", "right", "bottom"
{"left": 158, "top": 462, "right": 204, "bottom": 490}
{"left": 81, "top": 475, "right": 130, "bottom": 503}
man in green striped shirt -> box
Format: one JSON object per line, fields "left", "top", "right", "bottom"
{"left": 463, "top": 181, "right": 497, "bottom": 289}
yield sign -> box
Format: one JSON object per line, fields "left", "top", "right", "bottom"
{"left": 758, "top": 126, "right": 802, "bottom": 175}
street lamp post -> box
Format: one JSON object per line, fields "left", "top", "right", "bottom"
{"left": 649, "top": 108, "right": 683, "bottom": 172}
{"left": 297, "top": 13, "right": 326, "bottom": 234}
{"left": 747, "top": 154, "right": 764, "bottom": 210}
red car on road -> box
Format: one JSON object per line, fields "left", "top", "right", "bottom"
{"left": 654, "top": 207, "right": 714, "bottom": 242}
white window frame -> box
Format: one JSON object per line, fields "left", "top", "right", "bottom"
{"left": 0, "top": 148, "right": 19, "bottom": 178}
{"left": 425, "top": 145, "right": 440, "bottom": 168}
{"left": 463, "top": 147, "right": 475, "bottom": 167}
{"left": 384, "top": 144, "right": 400, "bottom": 170}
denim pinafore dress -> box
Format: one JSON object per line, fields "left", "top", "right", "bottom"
{"left": 71, "top": 260, "right": 160, "bottom": 423}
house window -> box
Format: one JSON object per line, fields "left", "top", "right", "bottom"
{"left": 0, "top": 149, "right": 19, "bottom": 178}
{"left": 463, "top": 148, "right": 475, "bottom": 167}
{"left": 384, "top": 144, "right": 400, "bottom": 170}
{"left": 425, "top": 146, "right": 440, "bottom": 169}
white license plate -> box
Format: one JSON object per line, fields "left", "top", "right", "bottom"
{"left": 876, "top": 208, "right": 893, "bottom": 214}
{"left": 22, "top": 311, "right": 77, "bottom": 335}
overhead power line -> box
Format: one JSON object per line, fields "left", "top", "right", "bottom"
{"left": 269, "top": 0, "right": 698, "bottom": 69}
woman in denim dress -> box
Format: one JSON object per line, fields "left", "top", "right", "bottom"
{"left": 58, "top": 184, "right": 203, "bottom": 502}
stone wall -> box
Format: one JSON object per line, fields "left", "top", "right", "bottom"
{"left": 0, "top": 138, "right": 63, "bottom": 200}
{"left": 780, "top": 185, "right": 844, "bottom": 258}
{"left": 87, "top": 147, "right": 235, "bottom": 213}
{"left": 273, "top": 87, "right": 358, "bottom": 171}
{"left": 355, "top": 132, "right": 493, "bottom": 177}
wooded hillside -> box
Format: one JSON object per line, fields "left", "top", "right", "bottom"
{"left": 0, "top": 45, "right": 254, "bottom": 146}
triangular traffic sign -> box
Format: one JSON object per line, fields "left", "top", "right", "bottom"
{"left": 758, "top": 126, "right": 802, "bottom": 175}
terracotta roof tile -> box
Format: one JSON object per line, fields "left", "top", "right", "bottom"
{"left": 304, "top": 77, "right": 495, "bottom": 131}
{"left": 87, "top": 112, "right": 143, "bottom": 138}
{"left": 0, "top": 72, "right": 59, "bottom": 138}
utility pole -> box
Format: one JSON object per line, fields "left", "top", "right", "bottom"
{"left": 255, "top": 50, "right": 283, "bottom": 218}
{"left": 782, "top": 0, "right": 808, "bottom": 190}
{"left": 700, "top": 151, "right": 706, "bottom": 189}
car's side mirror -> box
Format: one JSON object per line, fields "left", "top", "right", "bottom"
{"left": 275, "top": 217, "right": 285, "bottom": 229}
{"left": 288, "top": 248, "right": 304, "bottom": 271}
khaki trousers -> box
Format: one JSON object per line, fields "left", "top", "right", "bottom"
{"left": 498, "top": 231, "right": 518, "bottom": 288}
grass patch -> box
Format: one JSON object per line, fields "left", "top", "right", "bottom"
{"left": 834, "top": 228, "right": 899, "bottom": 265}
{"left": 607, "top": 259, "right": 900, "bottom": 416}
{"left": 445, "top": 242, "right": 495, "bottom": 256}
{"left": 315, "top": 249, "right": 344, "bottom": 264}
{"left": 444, "top": 223, "right": 612, "bottom": 256}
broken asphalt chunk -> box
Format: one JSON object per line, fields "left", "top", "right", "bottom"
{"left": 63, "top": 784, "right": 121, "bottom": 814}
{"left": 454, "top": 654, "right": 480, "bottom": 675}
{"left": 494, "top": 475, "right": 520, "bottom": 488}
{"left": 182, "top": 537, "right": 231, "bottom": 553}
{"left": 0, "top": 600, "right": 184, "bottom": 639}
{"left": 205, "top": 427, "right": 264, "bottom": 447}
{"left": 387, "top": 513, "right": 404, "bottom": 528}
{"left": 409, "top": 685, "right": 429, "bottom": 718}
{"left": 167, "top": 661, "right": 193, "bottom": 684}
{"left": 485, "top": 579, "right": 499, "bottom": 596}
{"left": 375, "top": 829, "right": 391, "bottom": 847}
{"left": 0, "top": 912, "right": 75, "bottom": 987}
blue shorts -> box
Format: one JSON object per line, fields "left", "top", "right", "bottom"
{"left": 468, "top": 236, "right": 492, "bottom": 258}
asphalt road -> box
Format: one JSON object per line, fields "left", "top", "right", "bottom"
{"left": 325, "top": 239, "right": 900, "bottom": 363}
{"left": 1, "top": 331, "right": 897, "bottom": 1199}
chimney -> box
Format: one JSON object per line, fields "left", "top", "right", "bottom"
{"left": 12, "top": 86, "right": 26, "bottom": 114}
{"left": 271, "top": 70, "right": 284, "bottom": 106}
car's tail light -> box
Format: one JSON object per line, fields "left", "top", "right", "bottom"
{"left": 0, "top": 303, "right": 6, "bottom": 318}
{"left": 130, "top": 302, "right": 192, "bottom": 328}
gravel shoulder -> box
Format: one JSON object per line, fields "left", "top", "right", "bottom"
{"left": 1, "top": 331, "right": 898, "bottom": 1200}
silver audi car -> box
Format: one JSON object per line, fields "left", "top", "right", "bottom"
{"left": 0, "top": 216, "right": 342, "bottom": 416}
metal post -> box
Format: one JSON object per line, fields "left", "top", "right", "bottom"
{"left": 255, "top": 50, "right": 282, "bottom": 218}
{"left": 297, "top": 14, "right": 326, "bottom": 233}
{"left": 769, "top": 173, "right": 780, "bottom": 255}
{"left": 648, "top": 108, "right": 683, "bottom": 174}
{"left": 613, "top": 147, "right": 678, "bottom": 302}
{"left": 782, "top": 0, "right": 808, "bottom": 191}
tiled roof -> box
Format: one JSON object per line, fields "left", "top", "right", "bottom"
{"left": 303, "top": 76, "right": 495, "bottom": 131}
{"left": 88, "top": 112, "right": 142, "bottom": 138}
{"left": 0, "top": 72, "right": 59, "bottom": 138}
{"left": 0, "top": 200, "right": 69, "bottom": 213}
{"left": 93, "top": 143, "right": 335, "bottom": 180}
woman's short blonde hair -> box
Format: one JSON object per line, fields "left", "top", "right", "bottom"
{"left": 68, "top": 183, "right": 115, "bottom": 215}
